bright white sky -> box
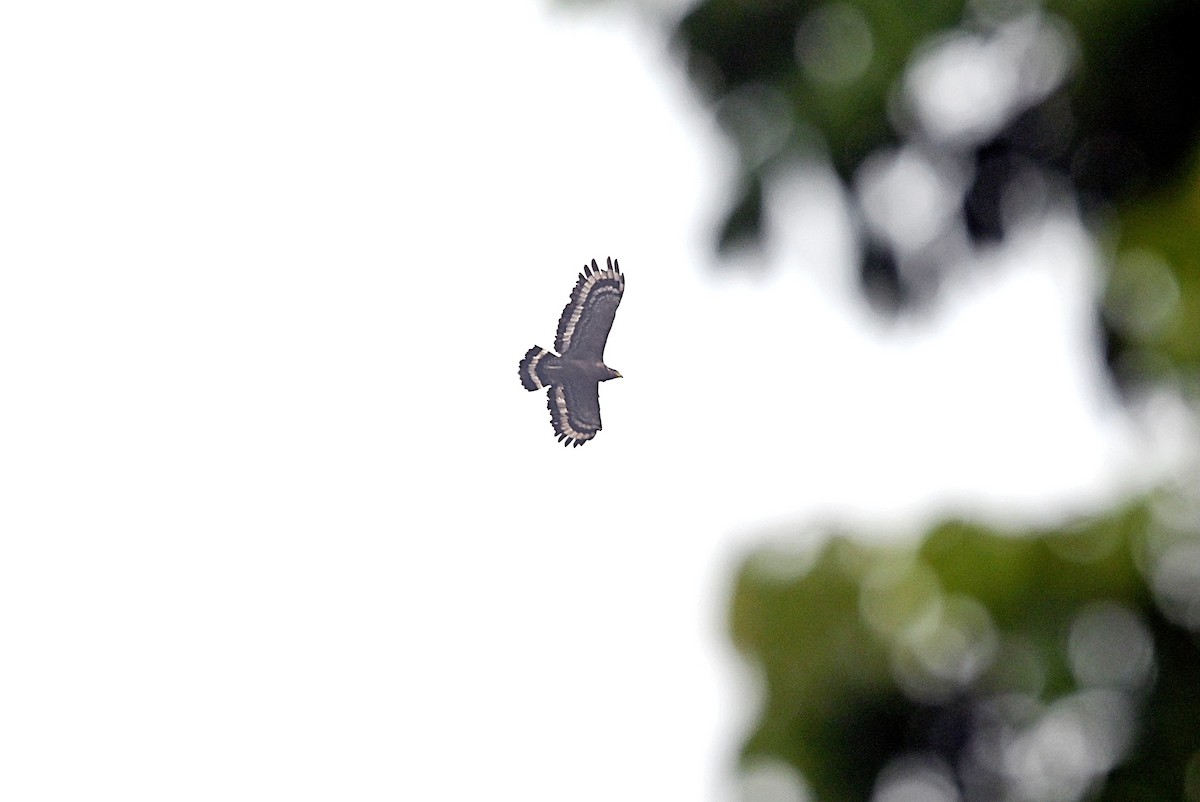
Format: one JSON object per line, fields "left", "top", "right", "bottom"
{"left": 0, "top": 2, "right": 1176, "bottom": 801}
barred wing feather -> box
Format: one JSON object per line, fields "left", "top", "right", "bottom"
{"left": 547, "top": 381, "right": 602, "bottom": 447}
{"left": 554, "top": 257, "right": 624, "bottom": 359}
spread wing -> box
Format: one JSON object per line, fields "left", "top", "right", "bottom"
{"left": 554, "top": 257, "right": 624, "bottom": 360}
{"left": 547, "top": 380, "right": 602, "bottom": 447}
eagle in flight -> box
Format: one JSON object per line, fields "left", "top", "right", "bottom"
{"left": 519, "top": 257, "right": 624, "bottom": 447}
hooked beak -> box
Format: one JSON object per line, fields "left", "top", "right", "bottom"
{"left": 615, "top": 371, "right": 623, "bottom": 379}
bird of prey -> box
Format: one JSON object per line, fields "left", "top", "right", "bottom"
{"left": 519, "top": 257, "right": 624, "bottom": 447}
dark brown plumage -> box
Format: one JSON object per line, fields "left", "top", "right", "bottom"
{"left": 518, "top": 257, "right": 625, "bottom": 447}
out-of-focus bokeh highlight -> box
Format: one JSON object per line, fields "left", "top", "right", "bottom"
{"left": 730, "top": 488, "right": 1200, "bottom": 801}
{"left": 671, "top": 0, "right": 1200, "bottom": 351}
{"left": 647, "top": 0, "right": 1200, "bottom": 798}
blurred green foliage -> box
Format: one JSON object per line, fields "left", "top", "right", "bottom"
{"left": 677, "top": 0, "right": 954, "bottom": 174}
{"left": 672, "top": 0, "right": 1200, "bottom": 352}
{"left": 662, "top": 2, "right": 1200, "bottom": 791}
{"left": 732, "top": 503, "right": 1200, "bottom": 800}
{"left": 1106, "top": 150, "right": 1200, "bottom": 388}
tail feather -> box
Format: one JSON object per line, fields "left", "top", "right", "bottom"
{"left": 519, "top": 346, "right": 558, "bottom": 391}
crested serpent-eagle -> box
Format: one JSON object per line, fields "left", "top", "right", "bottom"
{"left": 519, "top": 257, "right": 624, "bottom": 447}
